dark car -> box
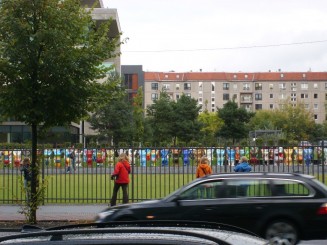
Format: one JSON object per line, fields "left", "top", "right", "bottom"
{"left": 0, "top": 221, "right": 268, "bottom": 245}
{"left": 95, "top": 172, "right": 327, "bottom": 245}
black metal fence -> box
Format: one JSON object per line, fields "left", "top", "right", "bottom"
{"left": 0, "top": 146, "right": 326, "bottom": 204}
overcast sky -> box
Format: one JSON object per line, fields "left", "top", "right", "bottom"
{"left": 103, "top": 0, "right": 327, "bottom": 73}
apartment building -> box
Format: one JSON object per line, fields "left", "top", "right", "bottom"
{"left": 144, "top": 71, "right": 327, "bottom": 124}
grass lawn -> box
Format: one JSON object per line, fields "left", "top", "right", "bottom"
{"left": 0, "top": 173, "right": 196, "bottom": 204}
{"left": 1, "top": 169, "right": 327, "bottom": 204}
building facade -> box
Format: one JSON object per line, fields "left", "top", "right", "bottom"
{"left": 144, "top": 71, "right": 327, "bottom": 124}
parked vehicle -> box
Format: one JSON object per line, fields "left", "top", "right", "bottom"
{"left": 0, "top": 221, "right": 268, "bottom": 245}
{"left": 96, "top": 172, "right": 327, "bottom": 245}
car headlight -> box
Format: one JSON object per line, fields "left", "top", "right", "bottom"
{"left": 96, "top": 209, "right": 117, "bottom": 221}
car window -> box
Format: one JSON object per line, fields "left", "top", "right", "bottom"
{"left": 272, "top": 180, "right": 311, "bottom": 196}
{"left": 224, "top": 179, "right": 271, "bottom": 198}
{"left": 179, "top": 181, "right": 223, "bottom": 200}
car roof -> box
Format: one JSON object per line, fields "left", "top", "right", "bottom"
{"left": 201, "top": 172, "right": 315, "bottom": 180}
{"left": 0, "top": 221, "right": 268, "bottom": 245}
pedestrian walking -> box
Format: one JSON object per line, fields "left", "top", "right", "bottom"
{"left": 110, "top": 152, "right": 131, "bottom": 206}
{"left": 234, "top": 156, "right": 252, "bottom": 172}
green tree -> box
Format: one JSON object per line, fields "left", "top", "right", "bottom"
{"left": 277, "top": 102, "right": 315, "bottom": 141}
{"left": 89, "top": 77, "right": 132, "bottom": 146}
{"left": 198, "top": 111, "right": 223, "bottom": 145}
{"left": 172, "top": 94, "right": 202, "bottom": 145}
{"left": 0, "top": 0, "right": 120, "bottom": 223}
{"left": 146, "top": 92, "right": 174, "bottom": 145}
{"left": 217, "top": 101, "right": 254, "bottom": 143}
{"left": 132, "top": 87, "right": 145, "bottom": 144}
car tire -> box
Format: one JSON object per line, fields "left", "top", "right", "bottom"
{"left": 264, "top": 219, "right": 299, "bottom": 245}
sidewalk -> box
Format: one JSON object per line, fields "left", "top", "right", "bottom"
{"left": 0, "top": 204, "right": 107, "bottom": 222}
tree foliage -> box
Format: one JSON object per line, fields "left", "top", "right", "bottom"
{"left": 89, "top": 76, "right": 133, "bottom": 145}
{"left": 172, "top": 94, "right": 202, "bottom": 144}
{"left": 132, "top": 87, "right": 145, "bottom": 144}
{"left": 217, "top": 101, "right": 254, "bottom": 143}
{"left": 249, "top": 102, "right": 315, "bottom": 141}
{"left": 146, "top": 92, "right": 174, "bottom": 144}
{"left": 198, "top": 111, "right": 223, "bottom": 145}
{"left": 0, "top": 0, "right": 120, "bottom": 223}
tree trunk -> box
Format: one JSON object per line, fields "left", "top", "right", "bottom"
{"left": 29, "top": 123, "right": 38, "bottom": 224}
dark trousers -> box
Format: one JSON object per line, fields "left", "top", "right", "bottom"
{"left": 110, "top": 183, "right": 129, "bottom": 206}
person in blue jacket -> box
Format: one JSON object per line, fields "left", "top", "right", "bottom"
{"left": 234, "top": 156, "right": 252, "bottom": 172}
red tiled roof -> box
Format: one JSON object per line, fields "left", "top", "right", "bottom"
{"left": 144, "top": 72, "right": 327, "bottom": 81}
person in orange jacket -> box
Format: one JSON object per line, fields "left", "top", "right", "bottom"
{"left": 196, "top": 156, "right": 212, "bottom": 178}
{"left": 110, "top": 152, "right": 131, "bottom": 206}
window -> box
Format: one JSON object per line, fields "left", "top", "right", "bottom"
{"left": 279, "top": 83, "right": 286, "bottom": 90}
{"left": 233, "top": 83, "right": 238, "bottom": 90}
{"left": 301, "top": 94, "right": 308, "bottom": 99}
{"left": 301, "top": 83, "right": 308, "bottom": 90}
{"left": 198, "top": 82, "right": 203, "bottom": 91}
{"left": 223, "top": 94, "right": 230, "bottom": 100}
{"left": 225, "top": 179, "right": 271, "bottom": 198}
{"left": 270, "top": 104, "right": 274, "bottom": 109}
{"left": 314, "top": 104, "right": 318, "bottom": 110}
{"left": 255, "top": 83, "right": 262, "bottom": 90}
{"left": 314, "top": 94, "right": 318, "bottom": 99}
{"left": 325, "top": 83, "right": 327, "bottom": 90}
{"left": 240, "top": 94, "right": 252, "bottom": 103}
{"left": 211, "top": 83, "right": 215, "bottom": 91}
{"left": 185, "top": 93, "right": 191, "bottom": 97}
{"left": 291, "top": 93, "right": 296, "bottom": 102}
{"left": 151, "top": 83, "right": 158, "bottom": 90}
{"left": 269, "top": 84, "right": 274, "bottom": 89}
{"left": 270, "top": 94, "right": 273, "bottom": 99}
{"left": 255, "top": 93, "right": 262, "bottom": 100}
{"left": 211, "top": 97, "right": 215, "bottom": 102}
{"left": 151, "top": 93, "right": 158, "bottom": 101}
{"left": 176, "top": 84, "right": 180, "bottom": 90}
{"left": 314, "top": 83, "right": 318, "bottom": 89}
{"left": 198, "top": 97, "right": 202, "bottom": 102}
{"left": 223, "top": 83, "right": 230, "bottom": 90}
{"left": 211, "top": 108, "right": 215, "bottom": 112}
{"left": 176, "top": 94, "right": 180, "bottom": 100}
{"left": 211, "top": 103, "right": 215, "bottom": 108}
{"left": 272, "top": 180, "right": 310, "bottom": 197}
{"left": 184, "top": 83, "right": 191, "bottom": 90}
{"left": 279, "top": 93, "right": 286, "bottom": 99}
{"left": 255, "top": 104, "right": 262, "bottom": 110}
{"left": 243, "top": 83, "right": 250, "bottom": 90}
{"left": 314, "top": 114, "right": 318, "bottom": 120}
{"left": 162, "top": 83, "right": 170, "bottom": 91}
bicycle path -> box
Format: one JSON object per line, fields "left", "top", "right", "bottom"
{"left": 0, "top": 204, "right": 107, "bottom": 222}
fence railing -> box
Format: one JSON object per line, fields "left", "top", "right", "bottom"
{"left": 0, "top": 146, "right": 326, "bottom": 204}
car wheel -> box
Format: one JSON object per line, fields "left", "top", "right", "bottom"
{"left": 264, "top": 219, "right": 299, "bottom": 245}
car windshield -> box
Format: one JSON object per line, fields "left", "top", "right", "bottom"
{"left": 163, "top": 179, "right": 201, "bottom": 200}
